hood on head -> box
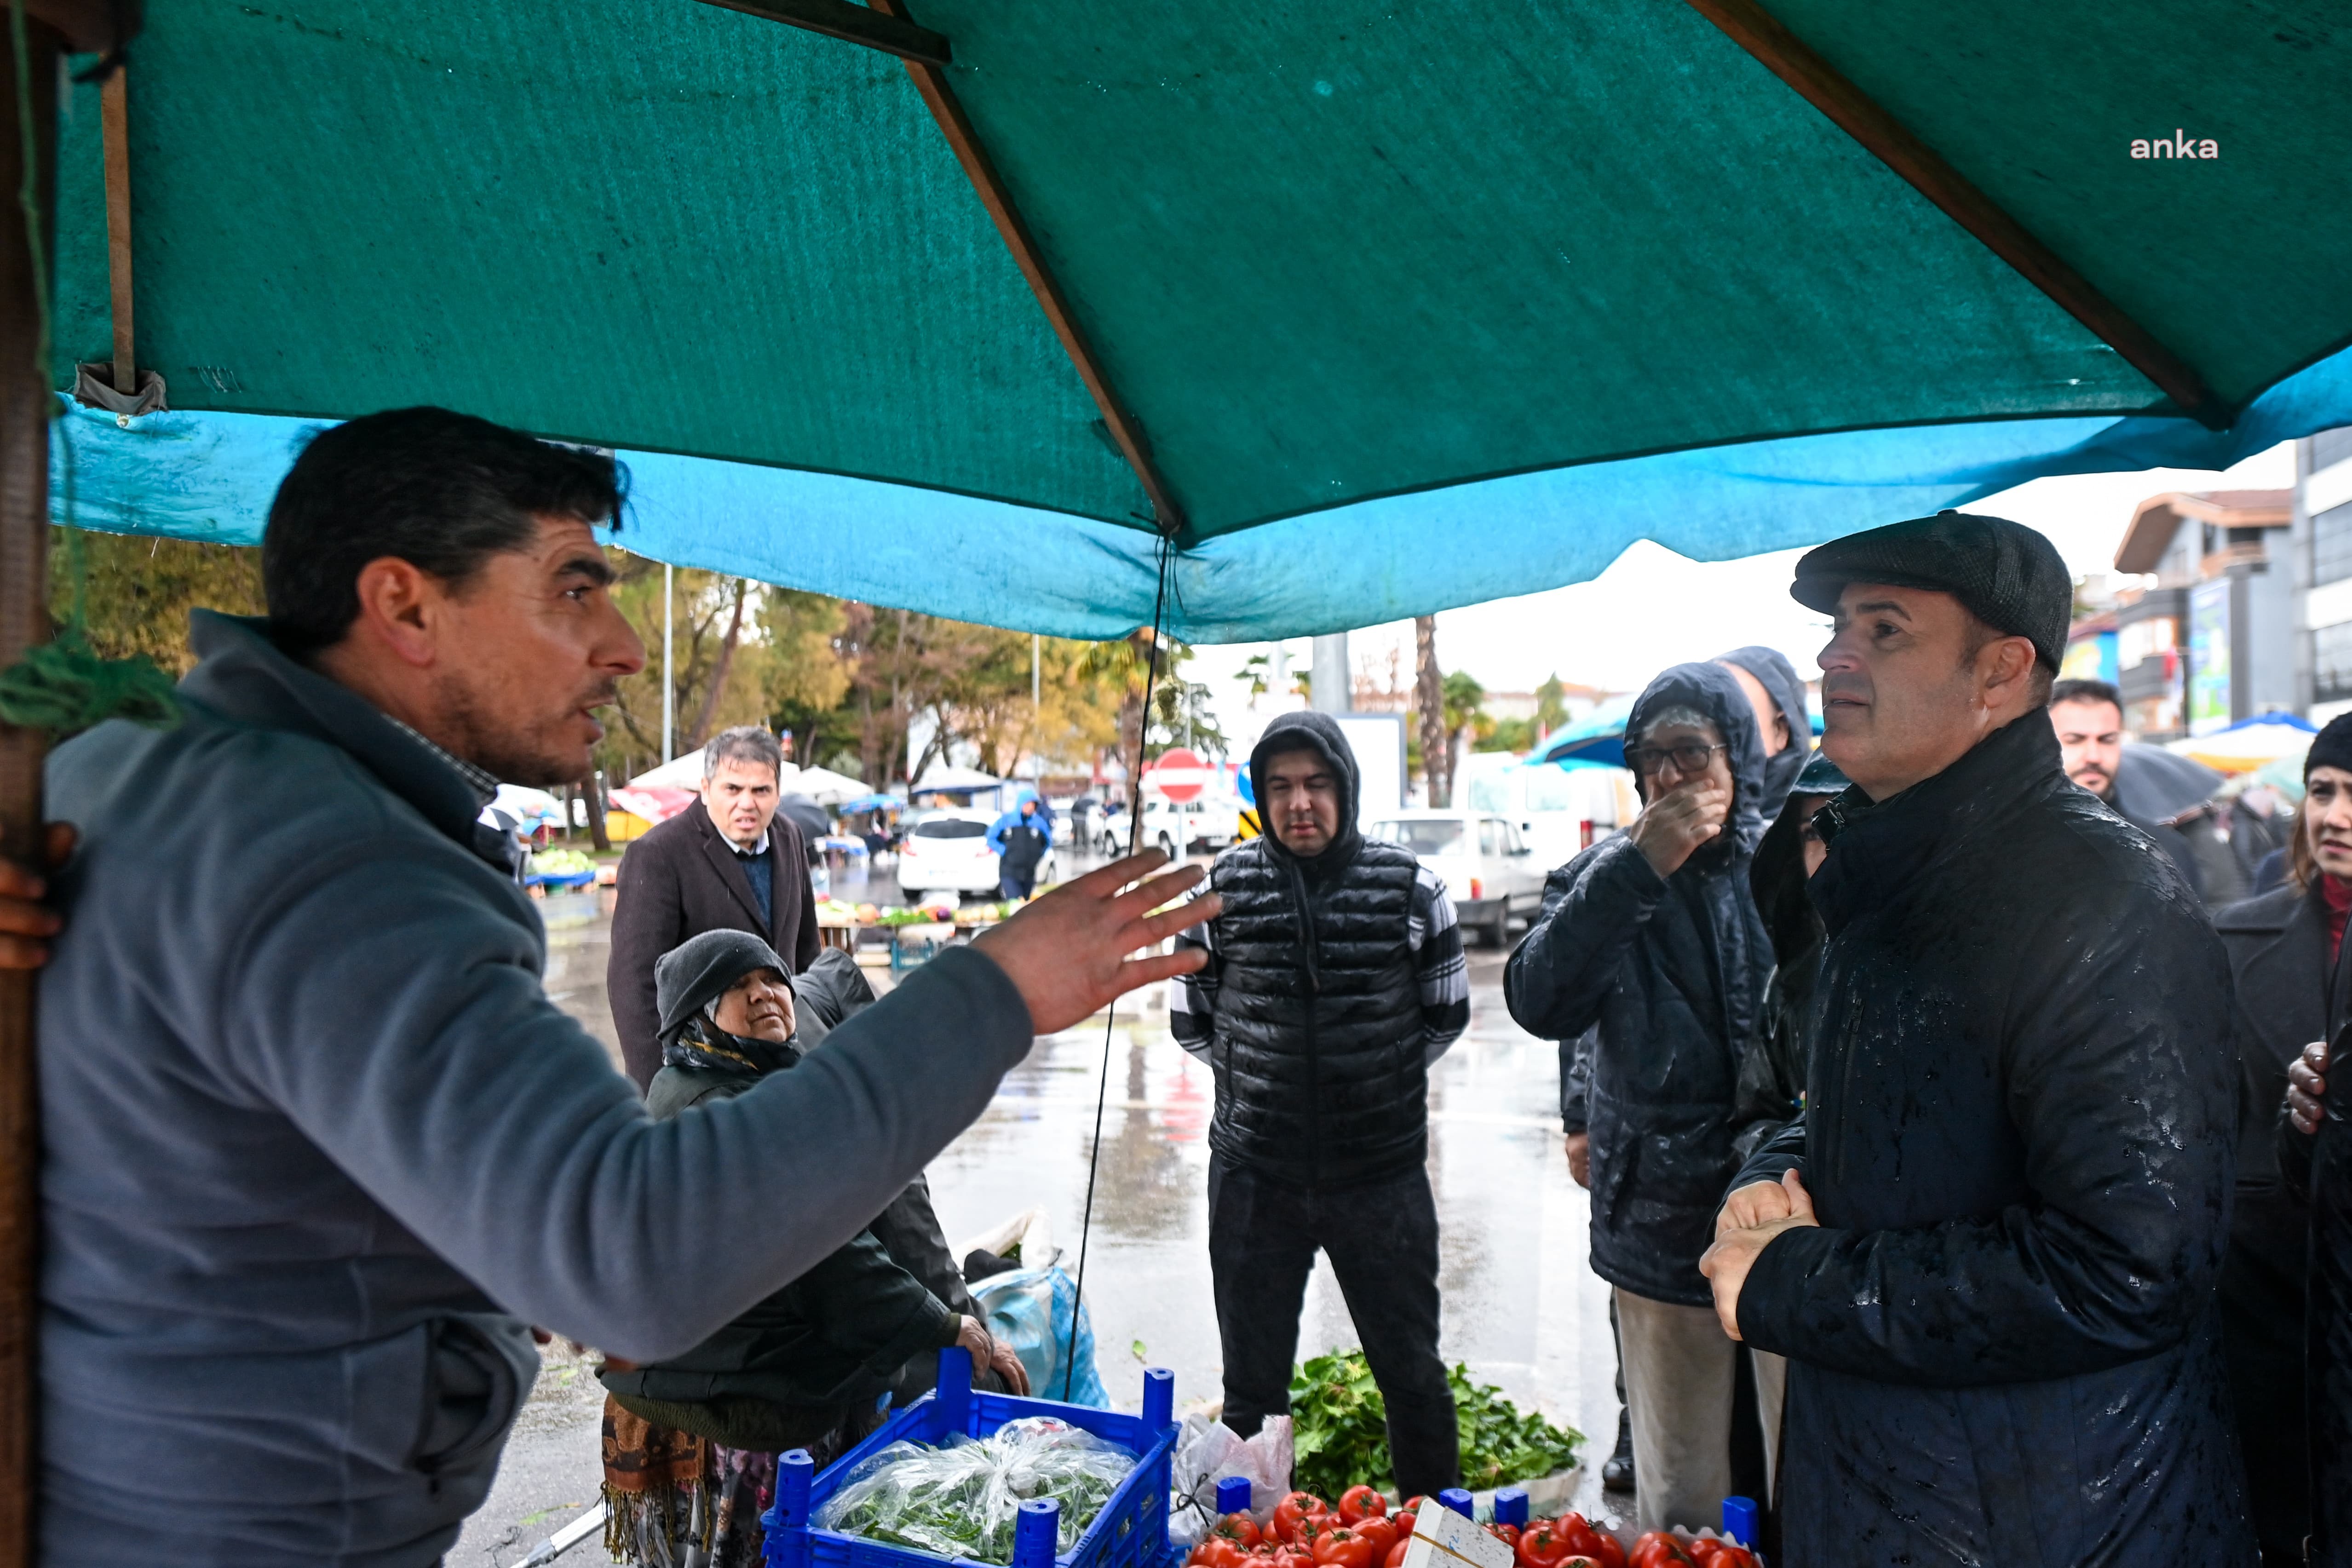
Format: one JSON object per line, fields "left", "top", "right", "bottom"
{"left": 655, "top": 929, "right": 789, "bottom": 1044}
{"left": 1626, "top": 661, "right": 1767, "bottom": 865}
{"left": 1248, "top": 710, "right": 1362, "bottom": 873}
{"left": 1714, "top": 645, "right": 1813, "bottom": 822}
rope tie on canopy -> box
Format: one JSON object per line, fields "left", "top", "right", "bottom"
{"left": 1061, "top": 531, "right": 1176, "bottom": 1398}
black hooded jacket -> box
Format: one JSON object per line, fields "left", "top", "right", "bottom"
{"left": 1505, "top": 662, "right": 1771, "bottom": 1307}
{"left": 607, "top": 950, "right": 960, "bottom": 1418}
{"left": 1714, "top": 644, "right": 1813, "bottom": 823}
{"left": 1731, "top": 714, "right": 2249, "bottom": 1565}
{"left": 1196, "top": 712, "right": 1432, "bottom": 1189}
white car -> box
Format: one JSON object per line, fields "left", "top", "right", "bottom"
{"left": 1099, "top": 796, "right": 1237, "bottom": 860}
{"left": 896, "top": 809, "right": 1056, "bottom": 900}
{"left": 1367, "top": 809, "right": 1546, "bottom": 948}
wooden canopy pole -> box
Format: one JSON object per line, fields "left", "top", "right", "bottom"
{"left": 1682, "top": 0, "right": 2230, "bottom": 430}
{"left": 1, "top": 6, "right": 135, "bottom": 1560}
{"left": 866, "top": 0, "right": 1188, "bottom": 536}
{"left": 99, "top": 62, "right": 130, "bottom": 395}
{"left": 690, "top": 0, "right": 949, "bottom": 67}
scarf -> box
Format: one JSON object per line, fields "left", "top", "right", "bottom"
{"left": 661, "top": 1015, "right": 801, "bottom": 1078}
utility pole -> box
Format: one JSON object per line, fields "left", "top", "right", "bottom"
{"left": 1311, "top": 633, "right": 1351, "bottom": 714}
{"left": 1030, "top": 632, "right": 1041, "bottom": 781}
{"left": 660, "top": 562, "right": 674, "bottom": 764}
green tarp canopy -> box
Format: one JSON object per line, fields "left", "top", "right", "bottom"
{"left": 42, "top": 0, "right": 2352, "bottom": 638}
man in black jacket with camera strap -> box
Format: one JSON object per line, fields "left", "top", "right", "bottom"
{"left": 1171, "top": 712, "right": 1469, "bottom": 1499}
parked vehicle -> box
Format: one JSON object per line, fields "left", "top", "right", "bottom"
{"left": 1366, "top": 809, "right": 1545, "bottom": 947}
{"left": 897, "top": 808, "right": 1056, "bottom": 899}
{"left": 1461, "top": 755, "right": 1638, "bottom": 873}
{"left": 1099, "top": 795, "right": 1238, "bottom": 860}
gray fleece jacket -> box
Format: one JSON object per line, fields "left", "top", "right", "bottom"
{"left": 36, "top": 612, "right": 1034, "bottom": 1568}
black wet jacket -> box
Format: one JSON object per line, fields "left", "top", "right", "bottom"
{"left": 604, "top": 952, "right": 962, "bottom": 1413}
{"left": 2266, "top": 879, "right": 2352, "bottom": 1566}
{"left": 1506, "top": 662, "right": 1770, "bottom": 1307}
{"left": 1733, "top": 714, "right": 2251, "bottom": 1565}
{"left": 2214, "top": 885, "right": 2338, "bottom": 1562}
{"left": 1206, "top": 712, "right": 1428, "bottom": 1189}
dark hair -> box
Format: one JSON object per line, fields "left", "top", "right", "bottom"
{"left": 2049, "top": 677, "right": 2123, "bottom": 714}
{"left": 262, "top": 407, "right": 626, "bottom": 656}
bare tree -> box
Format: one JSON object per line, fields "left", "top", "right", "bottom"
{"left": 1415, "top": 615, "right": 1449, "bottom": 807}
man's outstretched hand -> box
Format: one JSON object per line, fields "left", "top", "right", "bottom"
{"left": 971, "top": 850, "right": 1219, "bottom": 1035}
{"left": 1698, "top": 1168, "right": 1818, "bottom": 1341}
{"left": 0, "top": 824, "right": 75, "bottom": 969}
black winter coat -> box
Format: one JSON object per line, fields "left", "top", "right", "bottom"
{"left": 604, "top": 953, "right": 962, "bottom": 1415}
{"left": 1205, "top": 841, "right": 1427, "bottom": 1188}
{"left": 2214, "top": 885, "right": 2338, "bottom": 1562}
{"left": 1733, "top": 714, "right": 2250, "bottom": 1566}
{"left": 1507, "top": 661, "right": 1771, "bottom": 1308}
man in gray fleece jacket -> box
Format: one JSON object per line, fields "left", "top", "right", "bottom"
{"left": 26, "top": 408, "right": 1213, "bottom": 1568}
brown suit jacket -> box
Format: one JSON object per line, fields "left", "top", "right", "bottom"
{"left": 607, "top": 801, "right": 822, "bottom": 1089}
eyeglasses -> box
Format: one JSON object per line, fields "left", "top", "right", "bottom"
{"left": 1626, "top": 741, "right": 1727, "bottom": 779}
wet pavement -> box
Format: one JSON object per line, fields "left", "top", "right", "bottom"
{"left": 453, "top": 859, "right": 1623, "bottom": 1565}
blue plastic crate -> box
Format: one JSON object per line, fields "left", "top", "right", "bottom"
{"left": 763, "top": 1348, "right": 1178, "bottom": 1568}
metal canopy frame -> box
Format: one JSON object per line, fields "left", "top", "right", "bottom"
{"left": 1682, "top": 0, "right": 2231, "bottom": 431}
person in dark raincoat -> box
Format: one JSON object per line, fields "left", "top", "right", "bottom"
{"left": 1702, "top": 511, "right": 2252, "bottom": 1566}
{"left": 1731, "top": 751, "right": 1849, "bottom": 1166}
{"left": 2273, "top": 717, "right": 2352, "bottom": 1566}
{"left": 1714, "top": 645, "right": 1814, "bottom": 822}
{"left": 2215, "top": 719, "right": 2352, "bottom": 1565}
{"left": 1506, "top": 661, "right": 1773, "bottom": 1533}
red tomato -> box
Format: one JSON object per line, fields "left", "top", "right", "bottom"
{"left": 1515, "top": 1521, "right": 1575, "bottom": 1568}
{"left": 1339, "top": 1486, "right": 1388, "bottom": 1525}
{"left": 1391, "top": 1510, "right": 1417, "bottom": 1544}
{"left": 1555, "top": 1516, "right": 1602, "bottom": 1557}
{"left": 1312, "top": 1528, "right": 1377, "bottom": 1568}
{"left": 1352, "top": 1517, "right": 1400, "bottom": 1562}
{"left": 1561, "top": 1559, "right": 1603, "bottom": 1568}
{"left": 1590, "top": 1537, "right": 1627, "bottom": 1568}
{"left": 1275, "top": 1494, "right": 1331, "bottom": 1545}
{"left": 1274, "top": 1550, "right": 1317, "bottom": 1568}
{"left": 1628, "top": 1534, "right": 1694, "bottom": 1568}
{"left": 1195, "top": 1539, "right": 1245, "bottom": 1568}
{"left": 1384, "top": 1544, "right": 1410, "bottom": 1568}
{"left": 1215, "top": 1516, "right": 1263, "bottom": 1551}
{"left": 1487, "top": 1525, "right": 1521, "bottom": 1549}
{"left": 1685, "top": 1546, "right": 1722, "bottom": 1568}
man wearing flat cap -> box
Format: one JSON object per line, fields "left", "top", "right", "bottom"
{"left": 1698, "top": 511, "right": 2253, "bottom": 1563}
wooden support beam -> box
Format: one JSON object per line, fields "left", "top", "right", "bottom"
{"left": 690, "top": 0, "right": 949, "bottom": 68}
{"left": 100, "top": 64, "right": 132, "bottom": 396}
{"left": 0, "top": 17, "right": 61, "bottom": 1564}
{"left": 867, "top": 0, "right": 1187, "bottom": 535}
{"left": 1682, "top": 0, "right": 2231, "bottom": 430}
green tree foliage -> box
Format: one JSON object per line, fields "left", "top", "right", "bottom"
{"left": 1535, "top": 672, "right": 1568, "bottom": 735}
{"left": 46, "top": 528, "right": 266, "bottom": 675}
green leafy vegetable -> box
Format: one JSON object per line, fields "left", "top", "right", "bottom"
{"left": 1287, "top": 1352, "right": 1582, "bottom": 1498}
{"left": 817, "top": 1419, "right": 1138, "bottom": 1564}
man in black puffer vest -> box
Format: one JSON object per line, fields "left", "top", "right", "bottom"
{"left": 1172, "top": 712, "right": 1470, "bottom": 1498}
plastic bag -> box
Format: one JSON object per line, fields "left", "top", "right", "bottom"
{"left": 817, "top": 1416, "right": 1139, "bottom": 1563}
{"left": 971, "top": 1264, "right": 1109, "bottom": 1409}
{"left": 1167, "top": 1413, "right": 1294, "bottom": 1547}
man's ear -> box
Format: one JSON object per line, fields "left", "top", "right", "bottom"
{"left": 348, "top": 557, "right": 445, "bottom": 670}
{"left": 1978, "top": 635, "right": 2039, "bottom": 709}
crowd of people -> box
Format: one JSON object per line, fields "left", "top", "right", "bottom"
{"left": 0, "top": 405, "right": 2346, "bottom": 1568}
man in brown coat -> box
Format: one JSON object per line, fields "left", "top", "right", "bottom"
{"left": 609, "top": 725, "right": 822, "bottom": 1088}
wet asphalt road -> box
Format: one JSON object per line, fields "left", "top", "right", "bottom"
{"left": 452, "top": 861, "right": 1622, "bottom": 1565}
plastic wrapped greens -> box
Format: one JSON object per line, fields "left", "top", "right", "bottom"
{"left": 817, "top": 1417, "right": 1139, "bottom": 1563}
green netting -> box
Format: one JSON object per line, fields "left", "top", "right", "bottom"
{"left": 43, "top": 0, "right": 2352, "bottom": 542}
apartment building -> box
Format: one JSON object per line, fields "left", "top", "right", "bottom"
{"left": 2099, "top": 490, "right": 2293, "bottom": 740}
{"left": 2294, "top": 428, "right": 2352, "bottom": 723}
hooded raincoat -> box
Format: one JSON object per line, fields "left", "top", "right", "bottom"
{"left": 1732, "top": 714, "right": 2250, "bottom": 1565}
{"left": 1713, "top": 645, "right": 1814, "bottom": 823}
{"left": 1505, "top": 663, "right": 1771, "bottom": 1307}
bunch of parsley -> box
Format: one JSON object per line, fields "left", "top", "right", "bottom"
{"left": 1286, "top": 1351, "right": 1582, "bottom": 1499}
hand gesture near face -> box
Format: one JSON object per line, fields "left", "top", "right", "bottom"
{"left": 1629, "top": 776, "right": 1730, "bottom": 879}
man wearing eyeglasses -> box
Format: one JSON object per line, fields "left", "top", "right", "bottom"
{"left": 1506, "top": 661, "right": 1775, "bottom": 1535}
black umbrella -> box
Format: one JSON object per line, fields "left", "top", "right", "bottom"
{"left": 776, "top": 793, "right": 832, "bottom": 844}
{"left": 2112, "top": 744, "right": 2225, "bottom": 824}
